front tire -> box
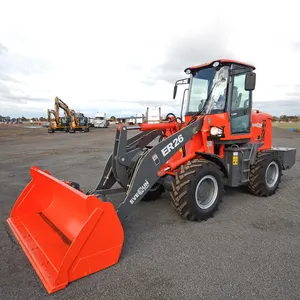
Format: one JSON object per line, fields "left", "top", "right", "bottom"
{"left": 248, "top": 151, "right": 282, "bottom": 196}
{"left": 141, "top": 183, "right": 165, "bottom": 202}
{"left": 170, "top": 159, "right": 224, "bottom": 221}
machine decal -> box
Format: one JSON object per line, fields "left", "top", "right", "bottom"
{"left": 207, "top": 141, "right": 212, "bottom": 153}
{"left": 233, "top": 151, "right": 239, "bottom": 165}
{"left": 252, "top": 122, "right": 262, "bottom": 128}
{"left": 129, "top": 179, "right": 150, "bottom": 204}
{"left": 152, "top": 153, "right": 160, "bottom": 165}
{"left": 161, "top": 134, "right": 184, "bottom": 157}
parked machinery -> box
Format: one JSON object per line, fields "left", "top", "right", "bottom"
{"left": 47, "top": 109, "right": 70, "bottom": 133}
{"left": 48, "top": 96, "right": 89, "bottom": 133}
{"left": 94, "top": 112, "right": 109, "bottom": 128}
{"left": 69, "top": 110, "right": 89, "bottom": 133}
{"left": 47, "top": 97, "right": 72, "bottom": 133}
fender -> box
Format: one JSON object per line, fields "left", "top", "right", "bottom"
{"left": 195, "top": 151, "right": 229, "bottom": 178}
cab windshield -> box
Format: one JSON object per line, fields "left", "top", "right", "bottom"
{"left": 187, "top": 66, "right": 229, "bottom": 114}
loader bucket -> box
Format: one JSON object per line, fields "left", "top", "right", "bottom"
{"left": 6, "top": 166, "right": 124, "bottom": 294}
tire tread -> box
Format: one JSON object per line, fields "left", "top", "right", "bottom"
{"left": 248, "top": 151, "right": 282, "bottom": 196}
{"left": 170, "top": 158, "right": 224, "bottom": 221}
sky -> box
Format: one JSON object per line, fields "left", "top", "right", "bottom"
{"left": 0, "top": 0, "right": 300, "bottom": 118}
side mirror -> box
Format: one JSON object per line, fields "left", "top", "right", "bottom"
{"left": 245, "top": 72, "right": 256, "bottom": 91}
{"left": 172, "top": 77, "right": 190, "bottom": 99}
{"left": 173, "top": 85, "right": 178, "bottom": 99}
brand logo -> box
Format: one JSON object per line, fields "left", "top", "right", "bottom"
{"left": 129, "top": 179, "right": 150, "bottom": 204}
{"left": 161, "top": 134, "right": 184, "bottom": 157}
{"left": 152, "top": 153, "right": 160, "bottom": 165}
{"left": 252, "top": 122, "right": 262, "bottom": 128}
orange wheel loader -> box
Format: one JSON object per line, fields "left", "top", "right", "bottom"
{"left": 7, "top": 59, "right": 297, "bottom": 294}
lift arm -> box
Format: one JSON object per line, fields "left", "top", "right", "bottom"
{"left": 91, "top": 118, "right": 203, "bottom": 221}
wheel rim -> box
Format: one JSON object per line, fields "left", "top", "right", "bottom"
{"left": 265, "top": 161, "right": 279, "bottom": 188}
{"left": 195, "top": 175, "right": 218, "bottom": 209}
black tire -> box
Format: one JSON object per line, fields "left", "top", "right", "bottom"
{"left": 170, "top": 159, "right": 224, "bottom": 221}
{"left": 141, "top": 183, "right": 165, "bottom": 202}
{"left": 68, "top": 181, "right": 81, "bottom": 191}
{"left": 248, "top": 151, "right": 282, "bottom": 196}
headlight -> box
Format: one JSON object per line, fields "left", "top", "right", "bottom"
{"left": 210, "top": 126, "right": 223, "bottom": 136}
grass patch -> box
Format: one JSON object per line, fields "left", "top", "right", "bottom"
{"left": 272, "top": 122, "right": 300, "bottom": 130}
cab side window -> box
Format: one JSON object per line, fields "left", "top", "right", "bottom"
{"left": 231, "top": 73, "right": 250, "bottom": 110}
{"left": 230, "top": 73, "right": 251, "bottom": 134}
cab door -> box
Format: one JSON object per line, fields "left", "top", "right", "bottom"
{"left": 229, "top": 72, "right": 251, "bottom": 135}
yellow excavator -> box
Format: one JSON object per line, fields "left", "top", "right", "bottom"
{"left": 69, "top": 109, "right": 89, "bottom": 133}
{"left": 51, "top": 96, "right": 89, "bottom": 133}
{"left": 47, "top": 108, "right": 70, "bottom": 133}
{"left": 54, "top": 97, "right": 72, "bottom": 127}
{"left": 47, "top": 97, "right": 73, "bottom": 133}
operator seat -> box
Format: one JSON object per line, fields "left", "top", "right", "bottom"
{"left": 231, "top": 86, "right": 241, "bottom": 110}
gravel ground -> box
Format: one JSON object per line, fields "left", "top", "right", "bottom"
{"left": 0, "top": 125, "right": 300, "bottom": 300}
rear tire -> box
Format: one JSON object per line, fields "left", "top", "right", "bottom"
{"left": 248, "top": 151, "right": 282, "bottom": 196}
{"left": 170, "top": 159, "right": 224, "bottom": 221}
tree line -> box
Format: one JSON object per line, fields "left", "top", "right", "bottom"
{"left": 1, "top": 115, "right": 118, "bottom": 121}
{"left": 272, "top": 115, "right": 300, "bottom": 122}
{"left": 0, "top": 116, "right": 48, "bottom": 121}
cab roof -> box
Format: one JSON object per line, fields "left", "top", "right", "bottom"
{"left": 184, "top": 58, "right": 255, "bottom": 73}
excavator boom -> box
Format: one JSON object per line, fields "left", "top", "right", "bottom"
{"left": 54, "top": 96, "right": 72, "bottom": 119}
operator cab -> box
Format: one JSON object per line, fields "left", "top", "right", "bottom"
{"left": 174, "top": 59, "right": 256, "bottom": 135}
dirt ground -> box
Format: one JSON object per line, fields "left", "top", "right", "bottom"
{"left": 1, "top": 125, "right": 300, "bottom": 300}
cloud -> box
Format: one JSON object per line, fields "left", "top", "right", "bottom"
{"left": 0, "top": 42, "right": 8, "bottom": 54}
{"left": 254, "top": 100, "right": 300, "bottom": 116}
{"left": 146, "top": 28, "right": 234, "bottom": 85}
{"left": 293, "top": 42, "right": 300, "bottom": 51}
{"left": 0, "top": 72, "right": 21, "bottom": 83}
{"left": 285, "top": 84, "right": 300, "bottom": 97}
{"left": 0, "top": 42, "right": 52, "bottom": 114}
{"left": 0, "top": 42, "right": 50, "bottom": 77}
{"left": 0, "top": 0, "right": 300, "bottom": 118}
{"left": 0, "top": 81, "right": 11, "bottom": 94}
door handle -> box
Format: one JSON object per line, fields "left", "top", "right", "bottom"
{"left": 231, "top": 112, "right": 237, "bottom": 116}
